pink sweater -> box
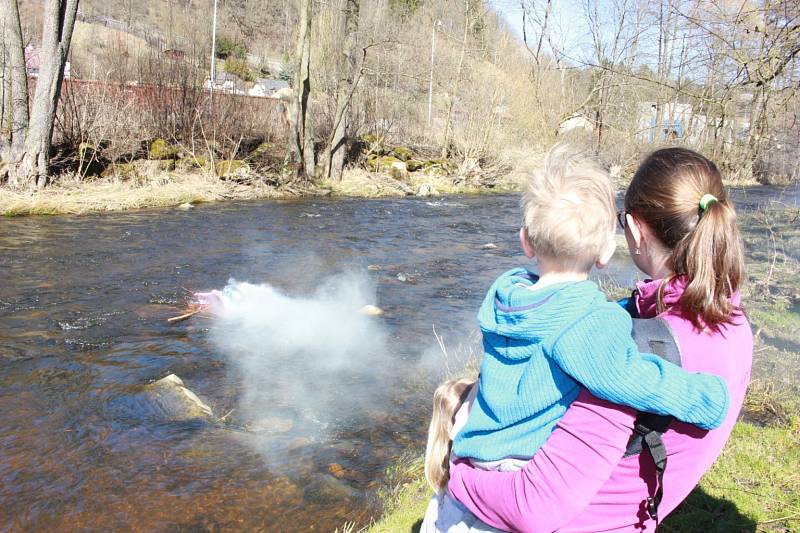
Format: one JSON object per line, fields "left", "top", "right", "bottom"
{"left": 448, "top": 277, "right": 753, "bottom": 532}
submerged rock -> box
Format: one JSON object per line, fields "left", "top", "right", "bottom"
{"left": 396, "top": 272, "right": 417, "bottom": 284}
{"left": 142, "top": 374, "right": 213, "bottom": 420}
{"left": 245, "top": 416, "right": 295, "bottom": 434}
{"left": 304, "top": 474, "right": 361, "bottom": 503}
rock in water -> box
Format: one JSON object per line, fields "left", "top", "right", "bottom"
{"left": 177, "top": 202, "right": 194, "bottom": 210}
{"left": 359, "top": 304, "right": 384, "bottom": 316}
{"left": 143, "top": 374, "right": 213, "bottom": 420}
{"left": 417, "top": 184, "right": 440, "bottom": 197}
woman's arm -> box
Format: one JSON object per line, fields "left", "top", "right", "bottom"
{"left": 447, "top": 390, "right": 637, "bottom": 533}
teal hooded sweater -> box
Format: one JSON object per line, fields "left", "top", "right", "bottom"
{"left": 451, "top": 268, "right": 730, "bottom": 462}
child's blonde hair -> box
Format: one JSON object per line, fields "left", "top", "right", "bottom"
{"left": 521, "top": 145, "right": 617, "bottom": 271}
{"left": 424, "top": 378, "right": 476, "bottom": 494}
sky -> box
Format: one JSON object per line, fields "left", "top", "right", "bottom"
{"left": 489, "top": 0, "right": 597, "bottom": 63}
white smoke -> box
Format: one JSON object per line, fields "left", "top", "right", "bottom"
{"left": 207, "top": 272, "right": 393, "bottom": 443}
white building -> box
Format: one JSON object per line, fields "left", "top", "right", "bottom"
{"left": 204, "top": 71, "right": 245, "bottom": 94}
{"left": 248, "top": 78, "right": 289, "bottom": 98}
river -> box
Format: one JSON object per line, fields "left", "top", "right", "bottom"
{"left": 0, "top": 186, "right": 797, "bottom": 531}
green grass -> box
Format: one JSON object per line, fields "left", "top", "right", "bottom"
{"left": 367, "top": 456, "right": 429, "bottom": 533}
{"left": 663, "top": 414, "right": 800, "bottom": 532}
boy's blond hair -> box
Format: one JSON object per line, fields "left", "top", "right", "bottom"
{"left": 521, "top": 145, "right": 617, "bottom": 271}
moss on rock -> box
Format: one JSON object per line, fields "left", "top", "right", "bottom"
{"left": 101, "top": 163, "right": 137, "bottom": 179}
{"left": 406, "top": 159, "right": 424, "bottom": 172}
{"left": 215, "top": 160, "right": 249, "bottom": 177}
{"left": 366, "top": 155, "right": 402, "bottom": 172}
{"left": 149, "top": 138, "right": 178, "bottom": 160}
{"left": 391, "top": 146, "right": 413, "bottom": 161}
{"left": 423, "top": 159, "right": 457, "bottom": 175}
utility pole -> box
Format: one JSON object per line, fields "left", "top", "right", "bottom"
{"left": 209, "top": 0, "right": 218, "bottom": 101}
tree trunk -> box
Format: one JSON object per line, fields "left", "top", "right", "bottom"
{"left": 290, "top": 0, "right": 315, "bottom": 182}
{"left": 441, "top": 0, "right": 471, "bottom": 158}
{"left": 1, "top": 0, "right": 29, "bottom": 156}
{"left": 5, "top": 0, "right": 79, "bottom": 189}
{"left": 323, "top": 0, "right": 359, "bottom": 181}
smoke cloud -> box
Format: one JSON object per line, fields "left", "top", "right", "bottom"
{"left": 207, "top": 272, "right": 394, "bottom": 447}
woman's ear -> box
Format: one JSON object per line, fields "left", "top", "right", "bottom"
{"left": 519, "top": 227, "right": 535, "bottom": 258}
{"left": 625, "top": 213, "right": 643, "bottom": 250}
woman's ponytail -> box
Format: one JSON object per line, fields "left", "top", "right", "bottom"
{"left": 625, "top": 148, "right": 745, "bottom": 331}
{"left": 672, "top": 199, "right": 744, "bottom": 330}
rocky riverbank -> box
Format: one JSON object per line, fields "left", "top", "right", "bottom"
{"left": 1, "top": 137, "right": 525, "bottom": 216}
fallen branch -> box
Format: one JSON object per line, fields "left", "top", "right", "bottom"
{"left": 167, "top": 308, "right": 202, "bottom": 324}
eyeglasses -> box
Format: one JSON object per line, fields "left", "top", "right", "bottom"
{"left": 616, "top": 210, "right": 628, "bottom": 230}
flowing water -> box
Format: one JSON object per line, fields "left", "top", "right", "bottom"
{"left": 0, "top": 187, "right": 797, "bottom": 532}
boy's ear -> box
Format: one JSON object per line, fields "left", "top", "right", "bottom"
{"left": 519, "top": 227, "right": 535, "bottom": 258}
{"left": 595, "top": 236, "right": 616, "bottom": 269}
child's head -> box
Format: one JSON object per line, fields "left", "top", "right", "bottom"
{"left": 424, "top": 378, "right": 475, "bottom": 494}
{"left": 520, "top": 145, "right": 617, "bottom": 273}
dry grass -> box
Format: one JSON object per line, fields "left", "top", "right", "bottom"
{"left": 0, "top": 173, "right": 286, "bottom": 216}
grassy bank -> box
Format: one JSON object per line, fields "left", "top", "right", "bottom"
{"left": 0, "top": 173, "right": 292, "bottom": 216}
{"left": 0, "top": 166, "right": 525, "bottom": 217}
{"left": 362, "top": 387, "right": 799, "bottom": 533}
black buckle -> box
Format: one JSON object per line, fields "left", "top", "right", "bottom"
{"left": 646, "top": 496, "right": 658, "bottom": 521}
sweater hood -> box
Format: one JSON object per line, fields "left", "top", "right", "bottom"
{"left": 478, "top": 268, "right": 602, "bottom": 360}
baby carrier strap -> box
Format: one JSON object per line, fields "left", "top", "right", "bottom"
{"left": 624, "top": 317, "right": 682, "bottom": 526}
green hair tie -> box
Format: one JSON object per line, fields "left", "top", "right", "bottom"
{"left": 699, "top": 194, "right": 718, "bottom": 211}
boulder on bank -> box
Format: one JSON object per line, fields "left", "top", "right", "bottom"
{"left": 389, "top": 161, "right": 408, "bottom": 180}
{"left": 149, "top": 138, "right": 179, "bottom": 160}
{"left": 423, "top": 159, "right": 457, "bottom": 176}
{"left": 366, "top": 155, "right": 401, "bottom": 173}
{"left": 391, "top": 146, "right": 413, "bottom": 161}
{"left": 215, "top": 160, "right": 250, "bottom": 177}
{"left": 101, "top": 163, "right": 137, "bottom": 179}
{"left": 416, "top": 183, "right": 440, "bottom": 197}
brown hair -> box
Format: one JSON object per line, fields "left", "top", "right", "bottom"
{"left": 423, "top": 378, "right": 475, "bottom": 493}
{"left": 625, "top": 148, "right": 744, "bottom": 330}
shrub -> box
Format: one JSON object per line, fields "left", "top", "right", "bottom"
{"left": 223, "top": 57, "right": 254, "bottom": 82}
{"left": 215, "top": 35, "right": 247, "bottom": 60}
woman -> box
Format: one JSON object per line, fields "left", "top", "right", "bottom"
{"left": 447, "top": 147, "right": 753, "bottom": 532}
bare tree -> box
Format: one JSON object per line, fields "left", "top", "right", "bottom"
{"left": 321, "top": 0, "right": 360, "bottom": 181}
{"left": 0, "top": 0, "right": 29, "bottom": 152}
{"left": 1, "top": 0, "right": 79, "bottom": 189}
{"left": 289, "top": 0, "right": 315, "bottom": 181}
